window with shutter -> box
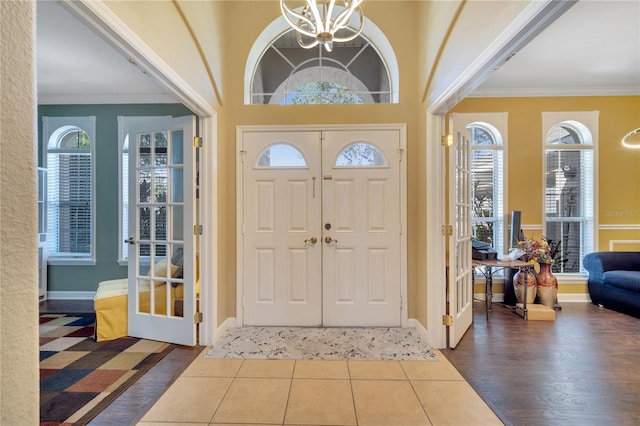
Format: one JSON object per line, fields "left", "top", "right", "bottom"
{"left": 43, "top": 116, "right": 96, "bottom": 265}
{"left": 543, "top": 113, "right": 597, "bottom": 275}
{"left": 469, "top": 123, "right": 505, "bottom": 256}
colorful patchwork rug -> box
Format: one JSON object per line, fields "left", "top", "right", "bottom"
{"left": 39, "top": 313, "right": 175, "bottom": 425}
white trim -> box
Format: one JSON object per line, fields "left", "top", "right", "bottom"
{"left": 406, "top": 318, "right": 430, "bottom": 344}
{"left": 236, "top": 123, "right": 408, "bottom": 328}
{"left": 600, "top": 224, "right": 640, "bottom": 230}
{"left": 199, "top": 115, "right": 217, "bottom": 347}
{"left": 425, "top": 112, "right": 447, "bottom": 349}
{"left": 213, "top": 317, "right": 237, "bottom": 344}
{"left": 558, "top": 294, "right": 592, "bottom": 303}
{"left": 609, "top": 240, "right": 640, "bottom": 251}
{"left": 470, "top": 86, "right": 640, "bottom": 98}
{"left": 47, "top": 291, "right": 96, "bottom": 300}
{"left": 38, "top": 93, "right": 178, "bottom": 105}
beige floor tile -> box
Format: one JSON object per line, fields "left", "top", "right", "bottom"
{"left": 182, "top": 357, "right": 244, "bottom": 377}
{"left": 348, "top": 360, "right": 407, "bottom": 380}
{"left": 212, "top": 377, "right": 291, "bottom": 424}
{"left": 293, "top": 360, "right": 349, "bottom": 379}
{"left": 412, "top": 380, "right": 503, "bottom": 425}
{"left": 284, "top": 379, "right": 356, "bottom": 425}
{"left": 351, "top": 380, "right": 431, "bottom": 425}
{"left": 236, "top": 359, "right": 295, "bottom": 378}
{"left": 400, "top": 359, "right": 464, "bottom": 381}
{"left": 140, "top": 377, "right": 232, "bottom": 423}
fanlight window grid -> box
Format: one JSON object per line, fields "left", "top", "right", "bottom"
{"left": 251, "top": 29, "right": 391, "bottom": 105}
{"left": 469, "top": 124, "right": 504, "bottom": 256}
{"left": 545, "top": 122, "right": 593, "bottom": 274}
{"left": 335, "top": 142, "right": 387, "bottom": 167}
{"left": 46, "top": 126, "right": 93, "bottom": 258}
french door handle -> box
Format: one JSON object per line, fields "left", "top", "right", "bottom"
{"left": 125, "top": 237, "right": 136, "bottom": 245}
{"left": 324, "top": 236, "right": 338, "bottom": 244}
{"left": 304, "top": 237, "right": 318, "bottom": 244}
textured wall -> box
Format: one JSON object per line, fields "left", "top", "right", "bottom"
{"left": 0, "top": 0, "right": 40, "bottom": 423}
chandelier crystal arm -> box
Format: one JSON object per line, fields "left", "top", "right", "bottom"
{"left": 280, "top": 1, "right": 318, "bottom": 38}
{"left": 280, "top": 0, "right": 365, "bottom": 52}
{"left": 306, "top": 0, "right": 328, "bottom": 33}
{"left": 332, "top": 0, "right": 363, "bottom": 30}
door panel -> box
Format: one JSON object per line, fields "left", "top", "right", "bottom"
{"left": 241, "top": 131, "right": 322, "bottom": 326}
{"left": 126, "top": 116, "right": 196, "bottom": 346}
{"left": 448, "top": 127, "right": 473, "bottom": 348}
{"left": 241, "top": 128, "right": 402, "bottom": 327}
{"left": 321, "top": 130, "right": 401, "bottom": 326}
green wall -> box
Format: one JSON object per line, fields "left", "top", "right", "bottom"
{"left": 38, "top": 104, "right": 194, "bottom": 293}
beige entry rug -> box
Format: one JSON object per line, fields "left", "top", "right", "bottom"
{"left": 205, "top": 327, "right": 437, "bottom": 361}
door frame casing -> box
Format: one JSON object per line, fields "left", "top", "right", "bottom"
{"left": 236, "top": 123, "right": 408, "bottom": 328}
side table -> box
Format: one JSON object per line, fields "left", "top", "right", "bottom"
{"left": 472, "top": 259, "right": 534, "bottom": 320}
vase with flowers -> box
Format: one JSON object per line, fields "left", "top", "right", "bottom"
{"left": 513, "top": 236, "right": 558, "bottom": 308}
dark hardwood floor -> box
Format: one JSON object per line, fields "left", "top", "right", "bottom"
{"left": 442, "top": 301, "right": 640, "bottom": 426}
{"left": 41, "top": 299, "right": 640, "bottom": 425}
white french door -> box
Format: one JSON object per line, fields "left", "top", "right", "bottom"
{"left": 447, "top": 127, "right": 474, "bottom": 348}
{"left": 239, "top": 127, "right": 404, "bottom": 327}
{"left": 126, "top": 115, "right": 197, "bottom": 346}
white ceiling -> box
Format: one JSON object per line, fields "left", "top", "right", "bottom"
{"left": 36, "top": 1, "right": 640, "bottom": 104}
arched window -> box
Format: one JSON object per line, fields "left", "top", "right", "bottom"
{"left": 246, "top": 13, "right": 399, "bottom": 105}
{"left": 543, "top": 113, "right": 596, "bottom": 274}
{"left": 43, "top": 116, "right": 96, "bottom": 264}
{"left": 468, "top": 122, "right": 505, "bottom": 255}
{"left": 256, "top": 143, "right": 307, "bottom": 167}
{"left": 335, "top": 142, "right": 387, "bottom": 166}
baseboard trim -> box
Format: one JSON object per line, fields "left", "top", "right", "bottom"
{"left": 474, "top": 293, "right": 592, "bottom": 303}
{"left": 214, "top": 317, "right": 237, "bottom": 343}
{"left": 47, "top": 291, "right": 95, "bottom": 300}
{"left": 407, "top": 318, "right": 429, "bottom": 340}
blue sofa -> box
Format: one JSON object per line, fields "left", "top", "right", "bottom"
{"left": 584, "top": 251, "right": 640, "bottom": 318}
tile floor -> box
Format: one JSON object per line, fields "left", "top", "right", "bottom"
{"left": 137, "top": 350, "right": 503, "bottom": 425}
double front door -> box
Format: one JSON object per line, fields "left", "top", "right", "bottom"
{"left": 240, "top": 128, "right": 404, "bottom": 327}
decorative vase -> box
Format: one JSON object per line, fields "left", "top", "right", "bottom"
{"left": 536, "top": 262, "right": 558, "bottom": 309}
{"left": 514, "top": 269, "right": 537, "bottom": 305}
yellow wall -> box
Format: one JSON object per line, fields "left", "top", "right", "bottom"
{"left": 223, "top": 1, "right": 422, "bottom": 318}
{"left": 451, "top": 95, "right": 640, "bottom": 295}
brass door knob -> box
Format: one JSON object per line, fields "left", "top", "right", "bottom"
{"left": 304, "top": 237, "right": 318, "bottom": 244}
{"left": 324, "top": 236, "right": 338, "bottom": 244}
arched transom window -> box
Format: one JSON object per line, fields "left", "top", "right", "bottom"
{"left": 246, "top": 13, "right": 399, "bottom": 105}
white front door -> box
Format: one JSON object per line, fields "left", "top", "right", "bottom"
{"left": 240, "top": 127, "right": 404, "bottom": 327}
{"left": 321, "top": 130, "right": 401, "bottom": 326}
{"left": 126, "top": 115, "right": 197, "bottom": 346}
{"left": 241, "top": 131, "right": 323, "bottom": 326}
{"left": 447, "top": 128, "right": 474, "bottom": 348}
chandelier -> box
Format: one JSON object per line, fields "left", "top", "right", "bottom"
{"left": 280, "top": 0, "right": 365, "bottom": 52}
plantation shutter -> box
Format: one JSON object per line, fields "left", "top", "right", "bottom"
{"left": 47, "top": 150, "right": 92, "bottom": 255}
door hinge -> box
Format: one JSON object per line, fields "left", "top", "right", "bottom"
{"left": 193, "top": 136, "right": 203, "bottom": 148}
{"left": 442, "top": 225, "right": 453, "bottom": 236}
{"left": 442, "top": 314, "right": 454, "bottom": 326}
{"left": 194, "top": 312, "right": 203, "bottom": 323}
{"left": 194, "top": 225, "right": 203, "bottom": 235}
{"left": 441, "top": 134, "right": 453, "bottom": 147}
